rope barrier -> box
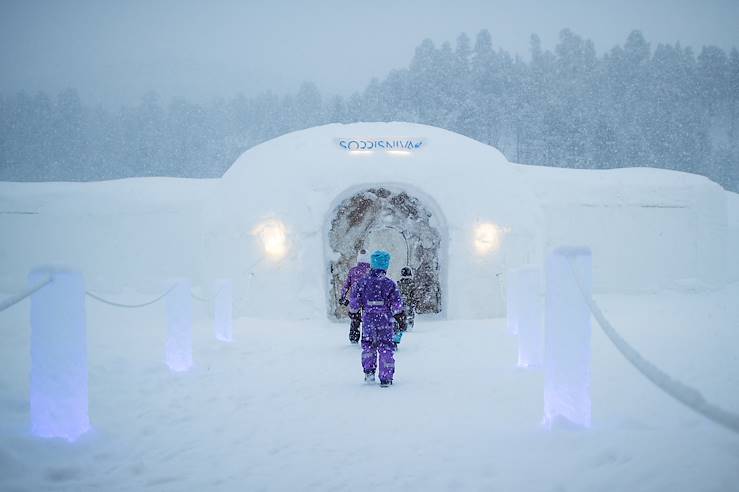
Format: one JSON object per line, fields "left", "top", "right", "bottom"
{"left": 566, "top": 258, "right": 739, "bottom": 434}
{"left": 191, "top": 291, "right": 210, "bottom": 303}
{"left": 191, "top": 284, "right": 227, "bottom": 303}
{"left": 85, "top": 283, "right": 177, "bottom": 309}
{"left": 0, "top": 276, "right": 53, "bottom": 312}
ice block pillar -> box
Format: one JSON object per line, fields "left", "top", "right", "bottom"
{"left": 505, "top": 270, "right": 520, "bottom": 336}
{"left": 214, "top": 278, "right": 233, "bottom": 342}
{"left": 165, "top": 279, "right": 193, "bottom": 372}
{"left": 29, "top": 269, "right": 90, "bottom": 441}
{"left": 513, "top": 266, "right": 543, "bottom": 368}
{"left": 543, "top": 247, "right": 592, "bottom": 429}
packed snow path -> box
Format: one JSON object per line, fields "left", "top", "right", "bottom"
{"left": 2, "top": 285, "right": 739, "bottom": 491}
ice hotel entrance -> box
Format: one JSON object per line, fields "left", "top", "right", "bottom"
{"left": 208, "top": 121, "right": 542, "bottom": 320}
{"left": 326, "top": 185, "right": 445, "bottom": 320}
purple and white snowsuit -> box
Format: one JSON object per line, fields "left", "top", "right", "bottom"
{"left": 342, "top": 262, "right": 371, "bottom": 343}
{"left": 348, "top": 269, "right": 405, "bottom": 383}
{"left": 340, "top": 262, "right": 371, "bottom": 303}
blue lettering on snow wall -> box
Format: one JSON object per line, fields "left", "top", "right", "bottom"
{"left": 337, "top": 138, "right": 425, "bottom": 151}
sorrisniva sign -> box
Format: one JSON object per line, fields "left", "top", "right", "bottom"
{"left": 336, "top": 138, "right": 425, "bottom": 152}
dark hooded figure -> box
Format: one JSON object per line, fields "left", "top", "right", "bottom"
{"left": 340, "top": 249, "right": 371, "bottom": 343}
{"left": 348, "top": 250, "right": 406, "bottom": 387}
{"left": 398, "top": 267, "right": 417, "bottom": 331}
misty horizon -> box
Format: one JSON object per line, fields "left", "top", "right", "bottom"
{"left": 2, "top": 0, "right": 738, "bottom": 107}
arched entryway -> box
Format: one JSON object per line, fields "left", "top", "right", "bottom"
{"left": 364, "top": 226, "right": 408, "bottom": 281}
{"left": 326, "top": 185, "right": 445, "bottom": 320}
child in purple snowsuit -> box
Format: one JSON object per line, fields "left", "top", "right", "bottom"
{"left": 340, "top": 249, "right": 371, "bottom": 343}
{"left": 348, "top": 250, "right": 406, "bottom": 387}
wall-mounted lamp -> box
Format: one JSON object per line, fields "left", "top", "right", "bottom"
{"left": 474, "top": 222, "right": 505, "bottom": 255}
{"left": 252, "top": 219, "right": 288, "bottom": 260}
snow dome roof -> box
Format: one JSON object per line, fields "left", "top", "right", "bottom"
{"left": 218, "top": 121, "right": 539, "bottom": 244}
{"left": 223, "top": 121, "right": 510, "bottom": 182}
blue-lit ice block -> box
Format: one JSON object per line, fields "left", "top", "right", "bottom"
{"left": 214, "top": 279, "right": 233, "bottom": 342}
{"left": 543, "top": 247, "right": 592, "bottom": 429}
{"left": 165, "top": 279, "right": 193, "bottom": 372}
{"left": 29, "top": 269, "right": 90, "bottom": 441}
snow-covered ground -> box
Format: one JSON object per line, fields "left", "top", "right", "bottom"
{"left": 2, "top": 283, "right": 738, "bottom": 491}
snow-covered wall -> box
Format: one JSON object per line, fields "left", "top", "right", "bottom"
{"left": 0, "top": 179, "right": 215, "bottom": 295}
{"left": 517, "top": 165, "right": 729, "bottom": 292}
{"left": 0, "top": 122, "right": 732, "bottom": 320}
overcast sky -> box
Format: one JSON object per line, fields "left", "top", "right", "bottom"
{"left": 1, "top": 0, "right": 738, "bottom": 107}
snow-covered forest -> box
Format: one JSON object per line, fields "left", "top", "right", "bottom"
{"left": 1, "top": 28, "right": 738, "bottom": 191}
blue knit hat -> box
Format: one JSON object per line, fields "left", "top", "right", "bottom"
{"left": 371, "top": 250, "right": 390, "bottom": 271}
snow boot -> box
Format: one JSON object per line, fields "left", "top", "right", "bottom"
{"left": 349, "top": 321, "right": 361, "bottom": 344}
{"left": 364, "top": 372, "right": 376, "bottom": 383}
{"left": 379, "top": 380, "right": 392, "bottom": 388}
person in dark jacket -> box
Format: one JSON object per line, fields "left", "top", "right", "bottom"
{"left": 397, "top": 267, "right": 417, "bottom": 331}
{"left": 348, "top": 250, "right": 406, "bottom": 387}
{"left": 340, "top": 249, "right": 371, "bottom": 343}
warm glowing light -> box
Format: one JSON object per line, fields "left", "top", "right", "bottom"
{"left": 474, "top": 223, "right": 502, "bottom": 255}
{"left": 252, "top": 219, "right": 288, "bottom": 259}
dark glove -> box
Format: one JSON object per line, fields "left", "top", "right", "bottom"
{"left": 340, "top": 296, "right": 349, "bottom": 306}
{"left": 394, "top": 312, "right": 407, "bottom": 332}
{"left": 348, "top": 310, "right": 362, "bottom": 323}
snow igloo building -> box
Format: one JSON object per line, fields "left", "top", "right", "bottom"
{"left": 208, "top": 122, "right": 543, "bottom": 320}
{"left": 1, "top": 122, "right": 736, "bottom": 321}
{"left": 205, "top": 122, "right": 734, "bottom": 320}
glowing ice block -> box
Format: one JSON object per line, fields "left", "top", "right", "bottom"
{"left": 543, "top": 247, "right": 592, "bottom": 429}
{"left": 29, "top": 269, "right": 90, "bottom": 441}
{"left": 214, "top": 279, "right": 233, "bottom": 342}
{"left": 513, "top": 266, "right": 543, "bottom": 368}
{"left": 165, "top": 279, "right": 193, "bottom": 372}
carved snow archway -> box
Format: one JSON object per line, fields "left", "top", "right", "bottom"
{"left": 326, "top": 185, "right": 445, "bottom": 320}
